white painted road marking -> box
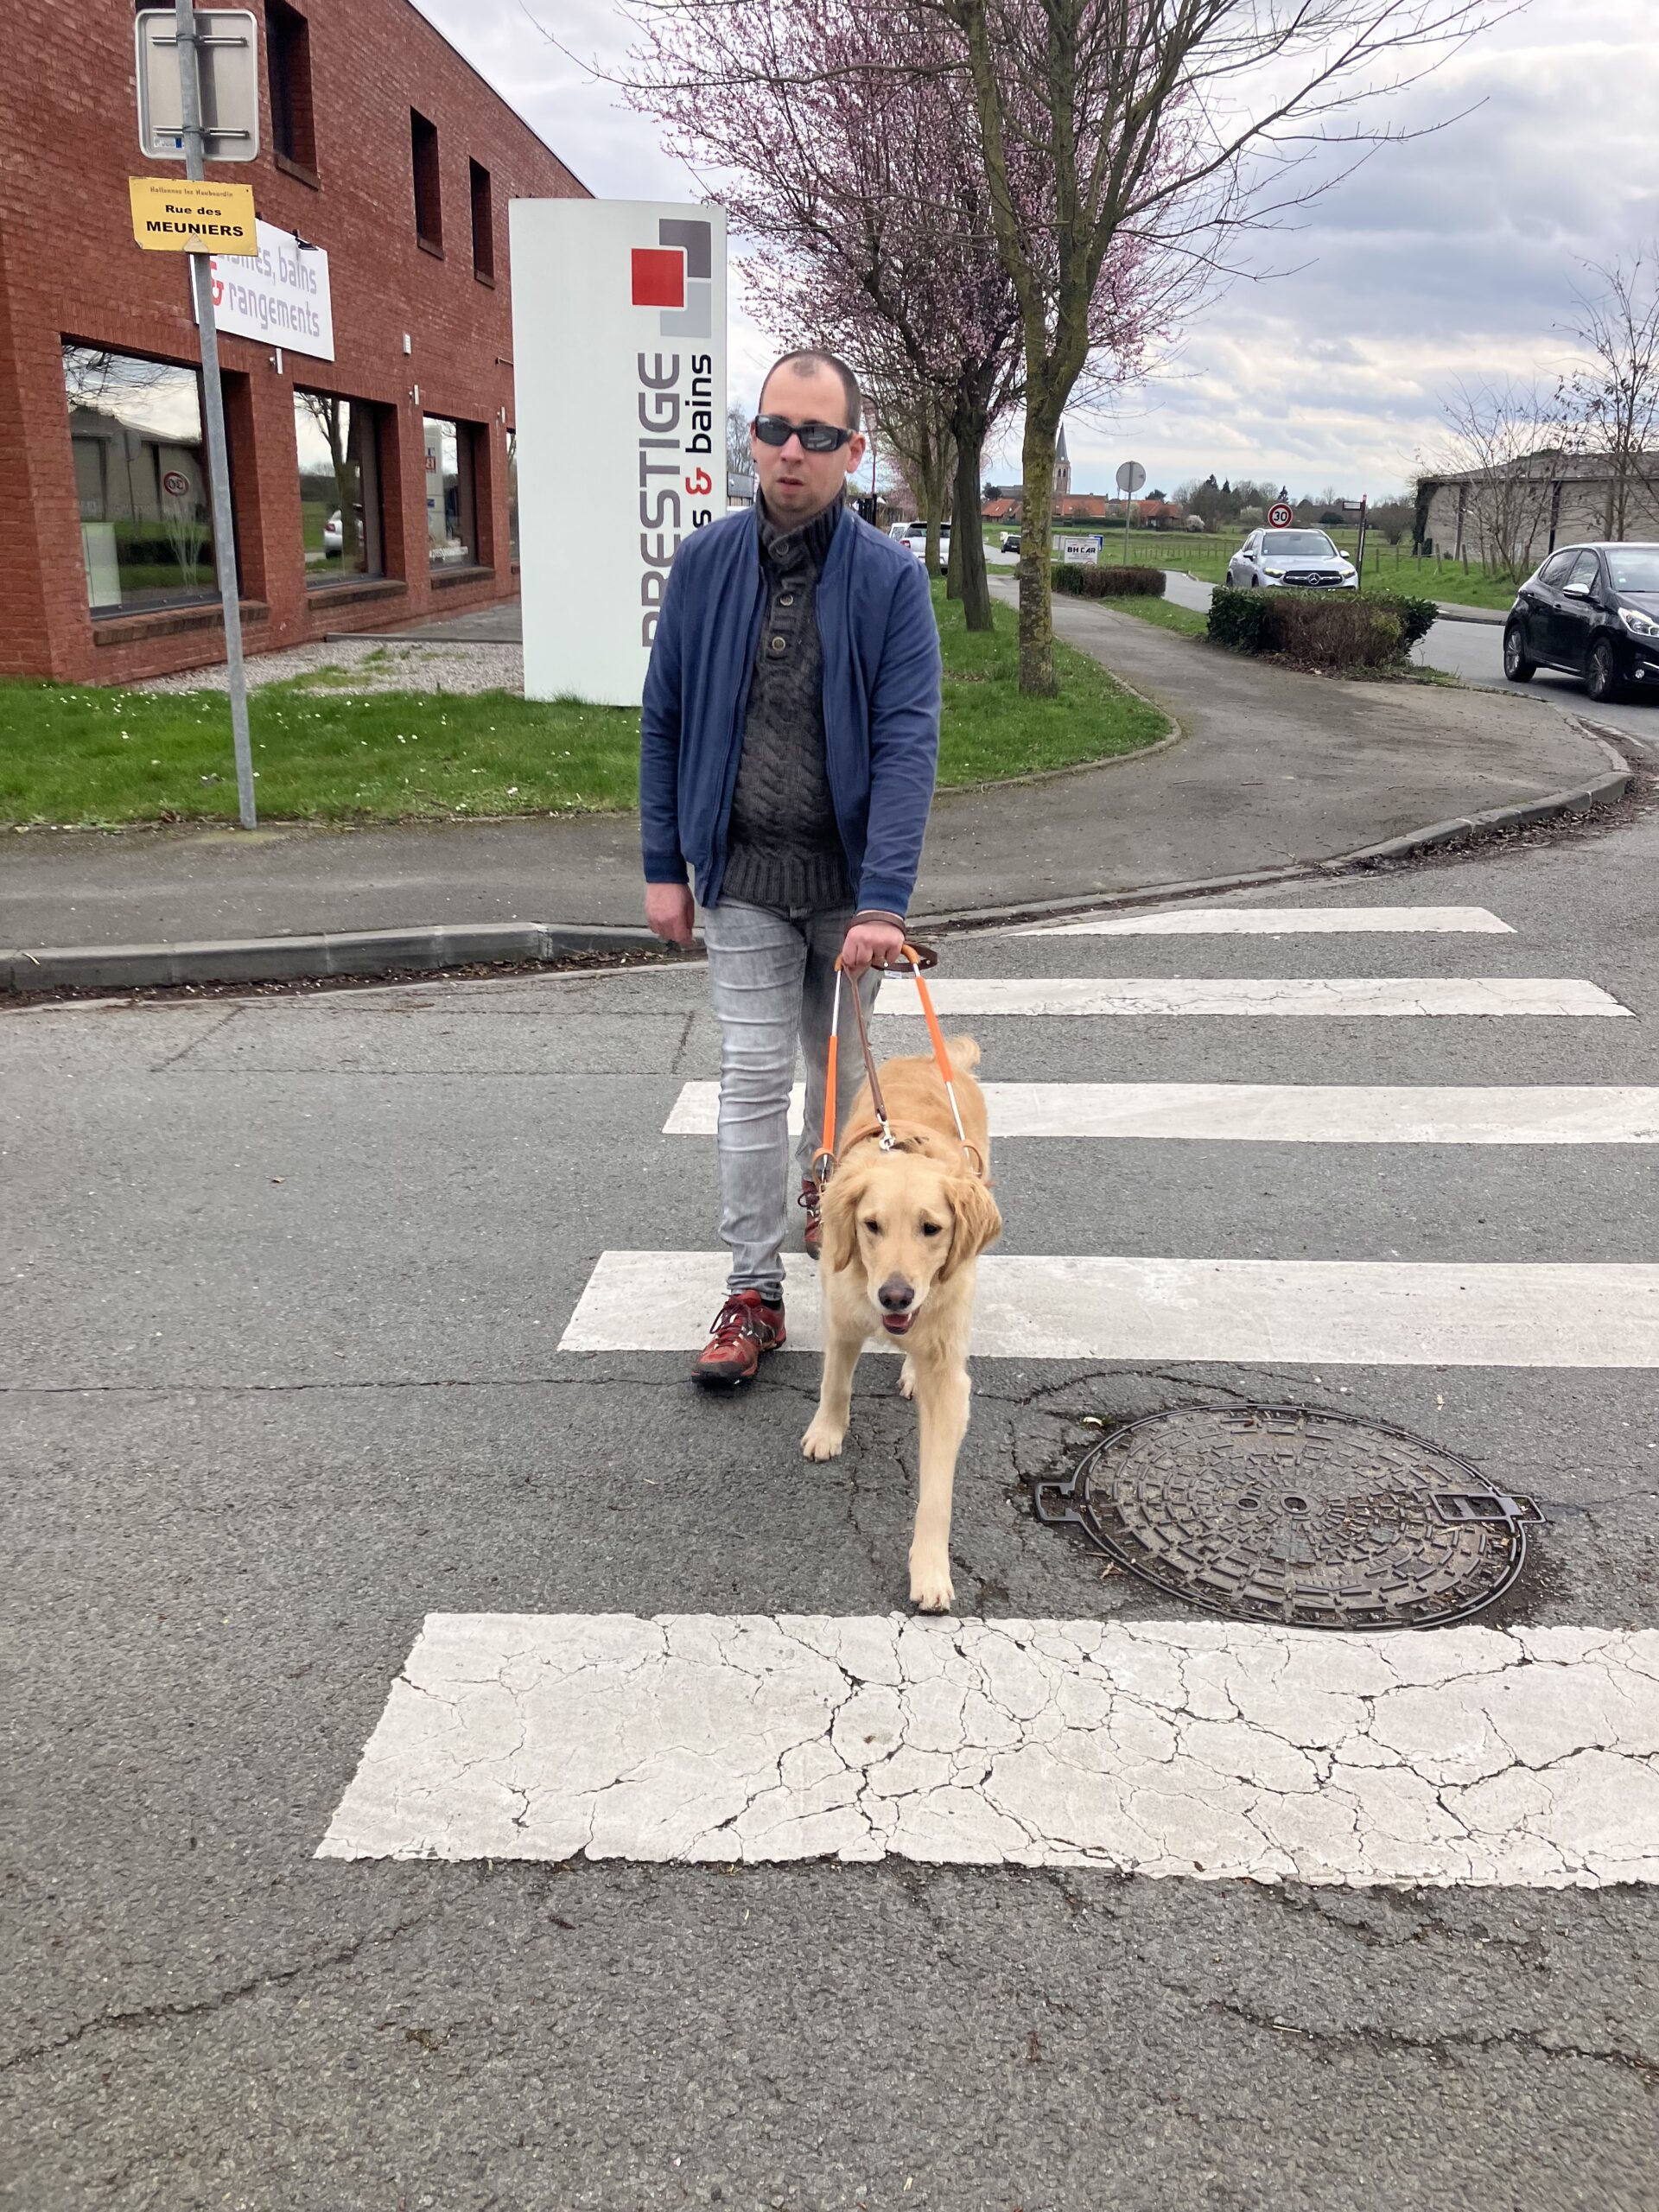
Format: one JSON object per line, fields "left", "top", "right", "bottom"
{"left": 318, "top": 1613, "right": 1659, "bottom": 1884}
{"left": 1023, "top": 906, "right": 1516, "bottom": 936}
{"left": 559, "top": 1252, "right": 1659, "bottom": 1367}
{"left": 663, "top": 1082, "right": 1659, "bottom": 1144}
{"left": 874, "top": 976, "right": 1632, "bottom": 1019}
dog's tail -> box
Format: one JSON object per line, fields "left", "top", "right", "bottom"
{"left": 945, "top": 1033, "right": 982, "bottom": 1077}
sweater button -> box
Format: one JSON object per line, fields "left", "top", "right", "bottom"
{"left": 779, "top": 593, "right": 795, "bottom": 606}
{"left": 769, "top": 635, "right": 787, "bottom": 654}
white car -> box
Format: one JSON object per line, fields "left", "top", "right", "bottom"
{"left": 322, "top": 509, "right": 343, "bottom": 555}
{"left": 896, "top": 520, "right": 950, "bottom": 564}
{"left": 1226, "top": 528, "right": 1357, "bottom": 591}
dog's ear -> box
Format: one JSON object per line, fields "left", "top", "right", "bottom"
{"left": 940, "top": 1176, "right": 1002, "bottom": 1278}
{"left": 821, "top": 1166, "right": 872, "bottom": 1273}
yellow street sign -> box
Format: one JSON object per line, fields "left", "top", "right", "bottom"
{"left": 129, "top": 175, "right": 256, "bottom": 254}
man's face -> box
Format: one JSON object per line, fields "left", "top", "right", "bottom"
{"left": 751, "top": 362, "right": 867, "bottom": 524}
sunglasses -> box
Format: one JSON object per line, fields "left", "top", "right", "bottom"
{"left": 752, "top": 413, "right": 855, "bottom": 454}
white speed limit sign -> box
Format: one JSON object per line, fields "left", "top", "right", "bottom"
{"left": 1268, "top": 502, "right": 1294, "bottom": 528}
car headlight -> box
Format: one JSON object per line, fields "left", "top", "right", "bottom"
{"left": 1618, "top": 606, "right": 1659, "bottom": 640}
{"left": 1262, "top": 565, "right": 1286, "bottom": 578}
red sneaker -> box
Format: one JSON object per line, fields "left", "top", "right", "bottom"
{"left": 799, "top": 1177, "right": 823, "bottom": 1261}
{"left": 692, "top": 1291, "right": 786, "bottom": 1389}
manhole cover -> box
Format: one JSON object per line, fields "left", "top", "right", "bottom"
{"left": 1032, "top": 1405, "right": 1542, "bottom": 1630}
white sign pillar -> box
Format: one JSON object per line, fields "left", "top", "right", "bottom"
{"left": 509, "top": 200, "right": 727, "bottom": 706}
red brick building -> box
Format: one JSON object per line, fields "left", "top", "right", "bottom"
{"left": 0, "top": 0, "right": 587, "bottom": 684}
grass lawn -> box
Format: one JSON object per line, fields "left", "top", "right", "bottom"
{"left": 931, "top": 582, "right": 1166, "bottom": 780}
{"left": 1062, "top": 593, "right": 1208, "bottom": 638}
{"left": 0, "top": 584, "right": 1165, "bottom": 829}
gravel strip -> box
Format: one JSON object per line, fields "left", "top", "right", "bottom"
{"left": 138, "top": 639, "right": 525, "bottom": 696}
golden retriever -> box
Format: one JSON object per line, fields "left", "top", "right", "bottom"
{"left": 801, "top": 1036, "right": 1001, "bottom": 1612}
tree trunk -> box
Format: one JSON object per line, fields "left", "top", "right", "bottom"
{"left": 950, "top": 416, "right": 992, "bottom": 631}
{"left": 1015, "top": 403, "right": 1059, "bottom": 695}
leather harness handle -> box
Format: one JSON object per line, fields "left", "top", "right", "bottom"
{"left": 815, "top": 940, "right": 972, "bottom": 1185}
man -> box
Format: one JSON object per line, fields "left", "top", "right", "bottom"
{"left": 640, "top": 348, "right": 943, "bottom": 1387}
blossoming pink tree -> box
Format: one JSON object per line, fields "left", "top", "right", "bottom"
{"left": 624, "top": 0, "right": 1149, "bottom": 630}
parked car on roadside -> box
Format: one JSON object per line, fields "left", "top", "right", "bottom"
{"left": 1001, "top": 531, "right": 1021, "bottom": 552}
{"left": 896, "top": 520, "right": 950, "bottom": 564}
{"left": 1226, "top": 528, "right": 1357, "bottom": 591}
{"left": 1503, "top": 542, "right": 1659, "bottom": 703}
{"left": 323, "top": 510, "right": 343, "bottom": 555}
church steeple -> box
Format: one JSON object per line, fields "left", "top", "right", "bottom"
{"left": 1054, "top": 422, "right": 1071, "bottom": 500}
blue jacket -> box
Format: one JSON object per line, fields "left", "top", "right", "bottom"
{"left": 639, "top": 505, "right": 942, "bottom": 915}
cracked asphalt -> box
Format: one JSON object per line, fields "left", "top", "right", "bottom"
{"left": 4, "top": 799, "right": 1659, "bottom": 2210}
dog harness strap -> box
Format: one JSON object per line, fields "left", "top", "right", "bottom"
{"left": 846, "top": 972, "right": 896, "bottom": 1148}
{"left": 811, "top": 968, "right": 842, "bottom": 1190}
{"left": 903, "top": 945, "right": 973, "bottom": 1160}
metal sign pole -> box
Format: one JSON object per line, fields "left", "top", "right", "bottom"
{"left": 175, "top": 0, "right": 257, "bottom": 830}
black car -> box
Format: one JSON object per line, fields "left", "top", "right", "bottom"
{"left": 1503, "top": 541, "right": 1659, "bottom": 703}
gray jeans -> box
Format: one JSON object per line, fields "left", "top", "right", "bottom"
{"left": 701, "top": 899, "right": 880, "bottom": 1302}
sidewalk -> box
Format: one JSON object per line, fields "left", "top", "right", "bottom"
{"left": 3, "top": 599, "right": 1627, "bottom": 982}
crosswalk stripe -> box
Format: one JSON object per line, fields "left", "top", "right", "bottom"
{"left": 875, "top": 976, "right": 1631, "bottom": 1018}
{"left": 317, "top": 1611, "right": 1659, "bottom": 1884}
{"left": 559, "top": 1252, "right": 1659, "bottom": 1367}
{"left": 1023, "top": 906, "right": 1516, "bottom": 936}
{"left": 663, "top": 1082, "right": 1659, "bottom": 1143}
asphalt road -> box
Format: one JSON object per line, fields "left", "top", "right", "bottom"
{"left": 5, "top": 800, "right": 1659, "bottom": 2209}
{"left": 1412, "top": 616, "right": 1659, "bottom": 752}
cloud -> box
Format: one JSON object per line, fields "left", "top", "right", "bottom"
{"left": 411, "top": 0, "right": 1659, "bottom": 498}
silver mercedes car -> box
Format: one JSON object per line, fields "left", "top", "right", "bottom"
{"left": 1226, "top": 528, "right": 1359, "bottom": 590}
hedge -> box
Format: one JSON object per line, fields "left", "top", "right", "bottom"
{"left": 1052, "top": 563, "right": 1166, "bottom": 599}
{"left": 1208, "top": 585, "right": 1437, "bottom": 667}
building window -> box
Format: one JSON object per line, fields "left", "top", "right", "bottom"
{"left": 63, "top": 342, "right": 220, "bottom": 616}
{"left": 411, "top": 110, "right": 442, "bottom": 251}
{"left": 423, "top": 416, "right": 478, "bottom": 567}
{"left": 294, "top": 391, "right": 382, "bottom": 587}
{"left": 470, "top": 159, "right": 494, "bottom": 282}
{"left": 265, "top": 2, "right": 315, "bottom": 174}
{"left": 507, "top": 428, "right": 518, "bottom": 562}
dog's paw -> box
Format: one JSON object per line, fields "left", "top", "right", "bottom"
{"left": 898, "top": 1357, "right": 917, "bottom": 1401}
{"left": 908, "top": 1548, "right": 955, "bottom": 1614}
{"left": 801, "top": 1418, "right": 846, "bottom": 1461}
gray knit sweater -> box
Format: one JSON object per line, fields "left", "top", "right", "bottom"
{"left": 719, "top": 496, "right": 852, "bottom": 914}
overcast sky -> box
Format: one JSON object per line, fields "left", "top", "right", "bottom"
{"left": 414, "top": 0, "right": 1659, "bottom": 500}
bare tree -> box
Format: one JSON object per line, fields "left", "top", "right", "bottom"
{"left": 297, "top": 391, "right": 361, "bottom": 568}
{"left": 1559, "top": 245, "right": 1659, "bottom": 541}
{"left": 918, "top": 0, "right": 1520, "bottom": 690}
{"left": 726, "top": 404, "right": 753, "bottom": 485}
{"left": 1427, "top": 379, "right": 1572, "bottom": 582}
{"left": 857, "top": 349, "right": 959, "bottom": 575}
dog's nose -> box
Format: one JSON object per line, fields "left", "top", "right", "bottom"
{"left": 878, "top": 1275, "right": 914, "bottom": 1313}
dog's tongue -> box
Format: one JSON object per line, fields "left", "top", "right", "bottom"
{"left": 882, "top": 1313, "right": 914, "bottom": 1336}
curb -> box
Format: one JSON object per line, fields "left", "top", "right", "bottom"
{"left": 2, "top": 921, "right": 677, "bottom": 994}
{"left": 1433, "top": 603, "right": 1507, "bottom": 626}
{"left": 3, "top": 736, "right": 1636, "bottom": 995}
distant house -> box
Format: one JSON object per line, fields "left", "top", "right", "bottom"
{"left": 1052, "top": 493, "right": 1112, "bottom": 523}
{"left": 982, "top": 496, "right": 1021, "bottom": 521}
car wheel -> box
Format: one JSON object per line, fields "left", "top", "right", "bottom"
{"left": 1586, "top": 638, "right": 1625, "bottom": 703}
{"left": 1503, "top": 624, "right": 1536, "bottom": 682}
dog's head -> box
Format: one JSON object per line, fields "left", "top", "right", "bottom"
{"left": 821, "top": 1153, "right": 1002, "bottom": 1338}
